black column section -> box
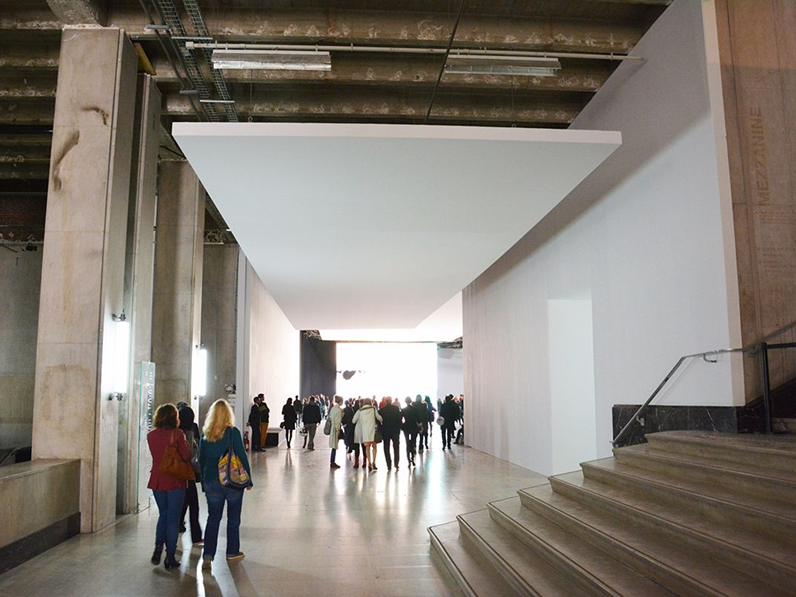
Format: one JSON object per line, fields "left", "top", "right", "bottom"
{"left": 300, "top": 332, "right": 337, "bottom": 397}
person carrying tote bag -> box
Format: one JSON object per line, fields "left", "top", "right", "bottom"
{"left": 199, "top": 399, "right": 253, "bottom": 571}
{"left": 147, "top": 403, "right": 194, "bottom": 570}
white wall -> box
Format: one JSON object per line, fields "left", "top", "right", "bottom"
{"left": 549, "top": 299, "right": 596, "bottom": 474}
{"left": 235, "top": 253, "right": 300, "bottom": 430}
{"left": 463, "top": 0, "right": 741, "bottom": 476}
{"left": 437, "top": 348, "right": 464, "bottom": 398}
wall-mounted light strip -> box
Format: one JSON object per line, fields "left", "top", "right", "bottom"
{"left": 109, "top": 313, "right": 130, "bottom": 401}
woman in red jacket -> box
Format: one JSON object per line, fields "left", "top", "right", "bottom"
{"left": 148, "top": 403, "right": 192, "bottom": 570}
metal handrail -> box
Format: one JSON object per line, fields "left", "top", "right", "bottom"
{"left": 611, "top": 347, "right": 753, "bottom": 447}
{"left": 0, "top": 448, "right": 19, "bottom": 467}
{"left": 612, "top": 318, "right": 796, "bottom": 447}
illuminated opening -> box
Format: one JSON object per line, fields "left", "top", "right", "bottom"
{"left": 336, "top": 343, "right": 437, "bottom": 400}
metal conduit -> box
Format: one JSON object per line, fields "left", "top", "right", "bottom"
{"left": 156, "top": 0, "right": 220, "bottom": 121}
{"left": 137, "top": 0, "right": 204, "bottom": 121}
{"left": 186, "top": 42, "right": 644, "bottom": 62}
{"left": 182, "top": 0, "right": 238, "bottom": 122}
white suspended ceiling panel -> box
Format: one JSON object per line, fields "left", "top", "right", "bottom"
{"left": 320, "top": 292, "right": 463, "bottom": 343}
{"left": 173, "top": 123, "right": 621, "bottom": 331}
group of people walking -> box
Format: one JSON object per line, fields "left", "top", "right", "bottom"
{"left": 147, "top": 399, "right": 252, "bottom": 572}
{"left": 146, "top": 391, "right": 462, "bottom": 573}
{"left": 303, "top": 393, "right": 464, "bottom": 470}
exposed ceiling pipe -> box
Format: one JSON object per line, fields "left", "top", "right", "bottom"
{"left": 181, "top": 0, "right": 238, "bottom": 122}
{"left": 185, "top": 42, "right": 644, "bottom": 62}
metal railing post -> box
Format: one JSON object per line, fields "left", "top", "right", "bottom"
{"left": 760, "top": 342, "right": 772, "bottom": 434}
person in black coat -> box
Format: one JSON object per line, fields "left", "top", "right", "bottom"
{"left": 282, "top": 397, "right": 298, "bottom": 449}
{"left": 248, "top": 396, "right": 262, "bottom": 451}
{"left": 302, "top": 396, "right": 322, "bottom": 450}
{"left": 177, "top": 404, "right": 202, "bottom": 545}
{"left": 294, "top": 397, "right": 304, "bottom": 427}
{"left": 401, "top": 397, "right": 420, "bottom": 466}
{"left": 439, "top": 395, "right": 461, "bottom": 450}
{"left": 412, "top": 396, "right": 431, "bottom": 453}
{"left": 378, "top": 397, "right": 403, "bottom": 470}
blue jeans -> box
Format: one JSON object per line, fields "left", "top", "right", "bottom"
{"left": 153, "top": 488, "right": 186, "bottom": 556}
{"left": 203, "top": 482, "right": 244, "bottom": 560}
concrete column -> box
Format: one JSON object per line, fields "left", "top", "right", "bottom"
{"left": 151, "top": 162, "right": 205, "bottom": 411}
{"left": 713, "top": 0, "right": 796, "bottom": 399}
{"left": 200, "top": 244, "right": 239, "bottom": 420}
{"left": 31, "top": 27, "right": 137, "bottom": 532}
{"left": 117, "top": 74, "right": 161, "bottom": 515}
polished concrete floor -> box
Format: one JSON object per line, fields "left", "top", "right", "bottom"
{"left": 0, "top": 438, "right": 546, "bottom": 597}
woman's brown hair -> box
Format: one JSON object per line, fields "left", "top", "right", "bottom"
{"left": 153, "top": 403, "right": 180, "bottom": 429}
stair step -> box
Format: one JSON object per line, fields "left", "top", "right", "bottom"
{"left": 614, "top": 443, "right": 796, "bottom": 505}
{"left": 546, "top": 471, "right": 796, "bottom": 594}
{"left": 429, "top": 520, "right": 521, "bottom": 597}
{"left": 581, "top": 457, "right": 796, "bottom": 543}
{"left": 646, "top": 431, "right": 796, "bottom": 473}
{"left": 488, "top": 496, "right": 674, "bottom": 597}
{"left": 773, "top": 418, "right": 796, "bottom": 434}
{"left": 457, "top": 509, "right": 589, "bottom": 596}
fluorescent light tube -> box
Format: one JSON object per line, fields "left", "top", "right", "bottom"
{"left": 444, "top": 55, "right": 561, "bottom": 77}
{"left": 193, "top": 347, "right": 208, "bottom": 397}
{"left": 112, "top": 320, "right": 131, "bottom": 396}
{"left": 211, "top": 49, "right": 331, "bottom": 71}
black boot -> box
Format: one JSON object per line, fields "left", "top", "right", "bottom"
{"left": 151, "top": 545, "right": 163, "bottom": 565}
{"left": 164, "top": 554, "right": 180, "bottom": 569}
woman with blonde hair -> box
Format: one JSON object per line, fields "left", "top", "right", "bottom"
{"left": 199, "top": 399, "right": 252, "bottom": 570}
{"left": 352, "top": 398, "right": 383, "bottom": 471}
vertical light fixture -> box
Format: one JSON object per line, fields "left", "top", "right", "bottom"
{"left": 110, "top": 313, "right": 130, "bottom": 400}
{"left": 193, "top": 345, "right": 208, "bottom": 398}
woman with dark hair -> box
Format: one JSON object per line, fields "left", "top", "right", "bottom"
{"left": 281, "top": 397, "right": 298, "bottom": 449}
{"left": 147, "top": 403, "right": 192, "bottom": 570}
{"left": 177, "top": 404, "right": 202, "bottom": 545}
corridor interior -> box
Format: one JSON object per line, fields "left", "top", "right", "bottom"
{"left": 0, "top": 443, "right": 545, "bottom": 597}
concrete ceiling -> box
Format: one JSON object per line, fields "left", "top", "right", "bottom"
{"left": 174, "top": 122, "right": 621, "bottom": 330}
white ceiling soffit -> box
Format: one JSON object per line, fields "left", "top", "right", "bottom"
{"left": 320, "top": 292, "right": 462, "bottom": 343}
{"left": 173, "top": 123, "right": 621, "bottom": 330}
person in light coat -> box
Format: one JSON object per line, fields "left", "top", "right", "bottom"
{"left": 328, "top": 395, "right": 344, "bottom": 469}
{"left": 352, "top": 398, "right": 383, "bottom": 471}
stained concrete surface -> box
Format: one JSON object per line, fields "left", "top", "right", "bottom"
{"left": 0, "top": 442, "right": 545, "bottom": 597}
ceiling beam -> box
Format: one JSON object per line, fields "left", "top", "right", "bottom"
{"left": 0, "top": 162, "right": 50, "bottom": 179}
{"left": 45, "top": 0, "right": 107, "bottom": 26}
{"left": 0, "top": 133, "right": 53, "bottom": 148}
{"left": 0, "top": 5, "right": 61, "bottom": 32}
{"left": 0, "top": 75, "right": 57, "bottom": 100}
{"left": 164, "top": 88, "right": 583, "bottom": 125}
{"left": 108, "top": 8, "right": 645, "bottom": 54}
{"left": 0, "top": 101, "right": 56, "bottom": 125}
{"left": 0, "top": 144, "right": 51, "bottom": 164}
{"left": 0, "top": 45, "right": 59, "bottom": 73}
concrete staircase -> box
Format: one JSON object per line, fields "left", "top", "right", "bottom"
{"left": 429, "top": 431, "right": 796, "bottom": 596}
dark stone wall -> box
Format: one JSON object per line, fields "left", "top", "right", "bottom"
{"left": 300, "top": 335, "right": 336, "bottom": 398}
{"left": 612, "top": 403, "right": 767, "bottom": 448}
